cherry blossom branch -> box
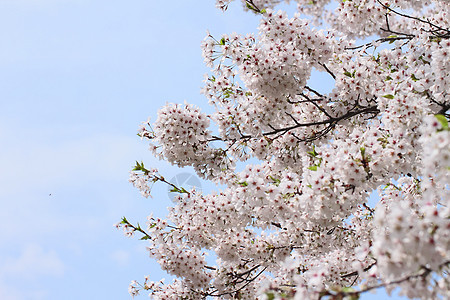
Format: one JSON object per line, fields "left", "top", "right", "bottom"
{"left": 287, "top": 97, "right": 323, "bottom": 104}
{"left": 346, "top": 3, "right": 450, "bottom": 51}
{"left": 126, "top": 2, "right": 450, "bottom": 299}
{"left": 132, "top": 161, "right": 191, "bottom": 196}
{"left": 300, "top": 89, "right": 333, "bottom": 119}
{"left": 376, "top": 0, "right": 450, "bottom": 37}
{"left": 437, "top": 104, "right": 450, "bottom": 117}
{"left": 345, "top": 36, "right": 413, "bottom": 51}
{"left": 380, "top": 12, "right": 415, "bottom": 38}
{"left": 340, "top": 261, "right": 377, "bottom": 279}
{"left": 118, "top": 217, "right": 152, "bottom": 240}
{"left": 320, "top": 260, "right": 450, "bottom": 299}
{"left": 317, "top": 62, "right": 336, "bottom": 80}
{"left": 255, "top": 105, "right": 380, "bottom": 139}
{"left": 207, "top": 101, "right": 372, "bottom": 144}
{"left": 304, "top": 86, "right": 324, "bottom": 98}
{"left": 207, "top": 265, "right": 267, "bottom": 298}
{"left": 245, "top": 0, "right": 262, "bottom": 13}
{"left": 425, "top": 91, "right": 450, "bottom": 116}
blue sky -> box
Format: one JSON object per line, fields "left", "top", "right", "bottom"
{"left": 0, "top": 0, "right": 404, "bottom": 299}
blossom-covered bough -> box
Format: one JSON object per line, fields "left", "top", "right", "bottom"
{"left": 117, "top": 0, "right": 449, "bottom": 299}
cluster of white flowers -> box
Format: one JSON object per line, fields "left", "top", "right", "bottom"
{"left": 146, "top": 102, "right": 233, "bottom": 180}
{"left": 120, "top": 0, "right": 450, "bottom": 299}
{"left": 151, "top": 102, "right": 211, "bottom": 166}
{"left": 372, "top": 175, "right": 449, "bottom": 299}
{"left": 421, "top": 116, "right": 450, "bottom": 192}
{"left": 128, "top": 167, "right": 158, "bottom": 198}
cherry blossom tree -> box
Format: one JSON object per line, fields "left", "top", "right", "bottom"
{"left": 117, "top": 0, "right": 449, "bottom": 299}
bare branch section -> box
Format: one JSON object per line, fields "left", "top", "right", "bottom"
{"left": 376, "top": 0, "right": 450, "bottom": 38}
{"left": 217, "top": 103, "right": 380, "bottom": 144}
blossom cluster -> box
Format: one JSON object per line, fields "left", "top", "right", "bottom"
{"left": 121, "top": 0, "right": 450, "bottom": 299}
{"left": 143, "top": 102, "right": 233, "bottom": 180}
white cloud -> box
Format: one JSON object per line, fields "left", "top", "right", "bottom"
{"left": 0, "top": 244, "right": 64, "bottom": 300}
{"left": 1, "top": 244, "right": 65, "bottom": 279}
{"left": 0, "top": 282, "right": 47, "bottom": 300}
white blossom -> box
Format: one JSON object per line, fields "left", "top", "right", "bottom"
{"left": 121, "top": 1, "right": 450, "bottom": 299}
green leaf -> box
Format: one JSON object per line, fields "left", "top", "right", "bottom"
{"left": 341, "top": 287, "right": 360, "bottom": 300}
{"left": 132, "top": 161, "right": 141, "bottom": 171}
{"left": 170, "top": 187, "right": 180, "bottom": 193}
{"left": 265, "top": 293, "right": 275, "bottom": 300}
{"left": 269, "top": 176, "right": 281, "bottom": 186}
{"left": 170, "top": 186, "right": 189, "bottom": 194}
{"left": 308, "top": 165, "right": 318, "bottom": 171}
{"left": 245, "top": 2, "right": 265, "bottom": 14}
{"left": 140, "top": 236, "right": 150, "bottom": 240}
{"left": 431, "top": 37, "right": 442, "bottom": 43}
{"left": 220, "top": 37, "right": 226, "bottom": 45}
{"left": 411, "top": 74, "right": 419, "bottom": 82}
{"left": 120, "top": 217, "right": 128, "bottom": 224}
{"left": 238, "top": 181, "right": 248, "bottom": 187}
{"left": 246, "top": 2, "right": 258, "bottom": 12}
{"left": 344, "top": 71, "right": 352, "bottom": 77}
{"left": 360, "top": 147, "right": 366, "bottom": 157}
{"left": 307, "top": 146, "right": 318, "bottom": 157}
{"left": 132, "top": 161, "right": 149, "bottom": 173}
{"left": 383, "top": 94, "right": 394, "bottom": 99}
{"left": 435, "top": 114, "right": 449, "bottom": 130}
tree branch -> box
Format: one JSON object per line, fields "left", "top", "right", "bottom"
{"left": 376, "top": 0, "right": 450, "bottom": 36}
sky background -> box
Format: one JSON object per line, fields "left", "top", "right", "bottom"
{"left": 0, "top": 0, "right": 405, "bottom": 299}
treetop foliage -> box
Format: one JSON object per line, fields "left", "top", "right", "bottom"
{"left": 117, "top": 1, "right": 450, "bottom": 299}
